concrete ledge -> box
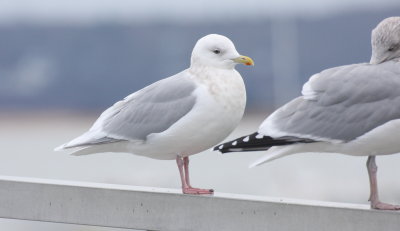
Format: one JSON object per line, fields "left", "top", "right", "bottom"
{"left": 0, "top": 175, "right": 398, "bottom": 231}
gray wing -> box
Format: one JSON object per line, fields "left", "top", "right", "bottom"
{"left": 90, "top": 71, "right": 197, "bottom": 142}
{"left": 260, "top": 60, "right": 400, "bottom": 142}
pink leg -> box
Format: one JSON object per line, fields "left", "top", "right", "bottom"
{"left": 176, "top": 156, "right": 213, "bottom": 195}
{"left": 183, "top": 157, "right": 192, "bottom": 187}
{"left": 366, "top": 156, "right": 400, "bottom": 210}
{"left": 176, "top": 156, "right": 187, "bottom": 191}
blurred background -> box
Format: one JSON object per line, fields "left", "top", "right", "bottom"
{"left": 1, "top": 0, "right": 400, "bottom": 230}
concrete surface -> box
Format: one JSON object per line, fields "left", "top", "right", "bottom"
{"left": 0, "top": 175, "right": 399, "bottom": 231}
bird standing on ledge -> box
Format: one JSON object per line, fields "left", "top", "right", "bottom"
{"left": 215, "top": 17, "right": 400, "bottom": 210}
{"left": 56, "top": 34, "right": 254, "bottom": 195}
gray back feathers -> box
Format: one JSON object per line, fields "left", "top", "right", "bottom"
{"left": 265, "top": 60, "right": 400, "bottom": 141}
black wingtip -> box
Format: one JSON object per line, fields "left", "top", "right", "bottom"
{"left": 214, "top": 132, "right": 317, "bottom": 154}
{"left": 213, "top": 145, "right": 222, "bottom": 152}
{"left": 213, "top": 132, "right": 268, "bottom": 154}
{"left": 213, "top": 144, "right": 232, "bottom": 153}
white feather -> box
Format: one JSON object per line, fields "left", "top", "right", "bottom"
{"left": 301, "top": 73, "right": 320, "bottom": 100}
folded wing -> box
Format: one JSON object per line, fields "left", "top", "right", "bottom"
{"left": 57, "top": 71, "right": 197, "bottom": 150}
{"left": 260, "top": 60, "right": 400, "bottom": 142}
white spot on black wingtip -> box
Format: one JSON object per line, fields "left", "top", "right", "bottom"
{"left": 232, "top": 141, "right": 237, "bottom": 146}
{"left": 255, "top": 133, "right": 264, "bottom": 139}
{"left": 243, "top": 136, "right": 250, "bottom": 142}
{"left": 219, "top": 145, "right": 224, "bottom": 150}
{"left": 230, "top": 148, "right": 244, "bottom": 152}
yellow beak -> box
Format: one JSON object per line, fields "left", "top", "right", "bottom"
{"left": 232, "top": 55, "right": 254, "bottom": 66}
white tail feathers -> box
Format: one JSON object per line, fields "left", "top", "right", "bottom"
{"left": 69, "top": 146, "right": 96, "bottom": 156}
{"left": 249, "top": 146, "right": 296, "bottom": 168}
{"left": 54, "top": 144, "right": 67, "bottom": 151}
{"left": 69, "top": 142, "right": 130, "bottom": 156}
{"left": 53, "top": 130, "right": 106, "bottom": 152}
{"left": 53, "top": 142, "right": 91, "bottom": 155}
{"left": 54, "top": 144, "right": 108, "bottom": 156}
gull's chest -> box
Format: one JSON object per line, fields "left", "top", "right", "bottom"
{"left": 193, "top": 71, "right": 246, "bottom": 113}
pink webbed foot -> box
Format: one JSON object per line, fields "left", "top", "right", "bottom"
{"left": 371, "top": 201, "right": 400, "bottom": 210}
{"left": 182, "top": 187, "right": 214, "bottom": 195}
{"left": 366, "top": 156, "right": 400, "bottom": 211}
{"left": 176, "top": 156, "right": 214, "bottom": 195}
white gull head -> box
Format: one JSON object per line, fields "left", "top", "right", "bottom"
{"left": 190, "top": 34, "right": 254, "bottom": 70}
{"left": 370, "top": 17, "right": 400, "bottom": 64}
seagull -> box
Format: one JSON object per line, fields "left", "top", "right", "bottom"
{"left": 214, "top": 17, "right": 400, "bottom": 210}
{"left": 55, "top": 34, "right": 254, "bottom": 195}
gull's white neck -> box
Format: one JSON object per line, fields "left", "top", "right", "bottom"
{"left": 189, "top": 63, "right": 236, "bottom": 76}
{"left": 188, "top": 64, "right": 246, "bottom": 114}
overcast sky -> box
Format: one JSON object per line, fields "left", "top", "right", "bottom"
{"left": 0, "top": 0, "right": 399, "bottom": 24}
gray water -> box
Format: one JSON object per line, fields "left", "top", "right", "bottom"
{"left": 1, "top": 111, "right": 400, "bottom": 230}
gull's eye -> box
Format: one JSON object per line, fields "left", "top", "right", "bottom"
{"left": 388, "top": 44, "right": 398, "bottom": 52}
{"left": 213, "top": 49, "right": 221, "bottom": 54}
